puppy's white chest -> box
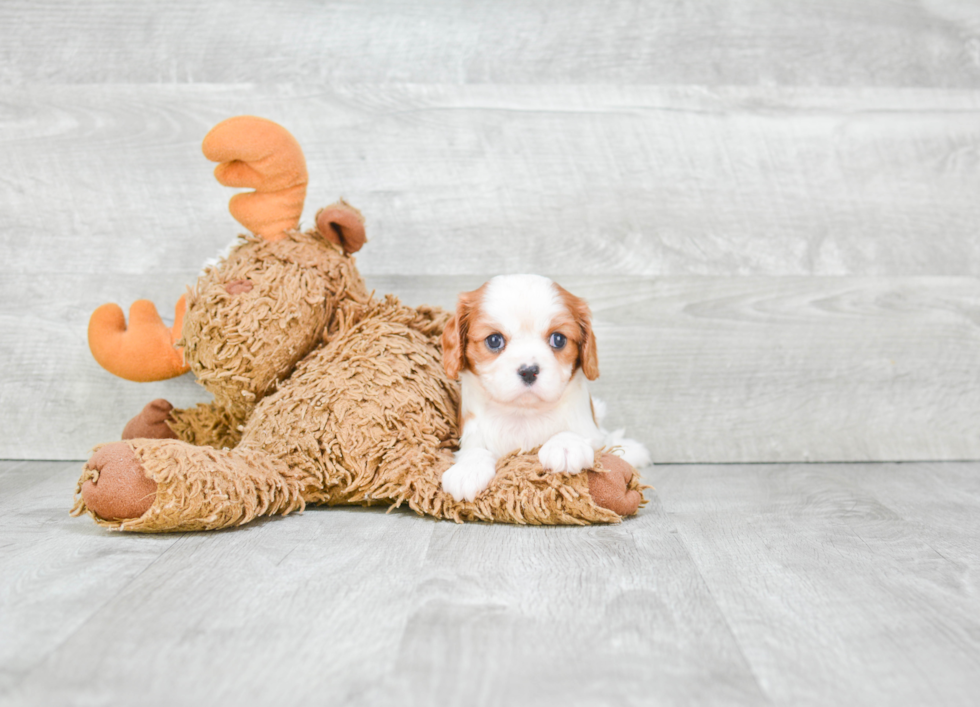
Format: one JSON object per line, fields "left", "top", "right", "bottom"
{"left": 483, "top": 409, "right": 571, "bottom": 456}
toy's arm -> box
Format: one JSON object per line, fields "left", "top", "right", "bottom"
{"left": 88, "top": 296, "right": 190, "bottom": 382}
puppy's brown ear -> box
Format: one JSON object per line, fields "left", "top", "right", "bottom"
{"left": 556, "top": 284, "right": 599, "bottom": 381}
{"left": 579, "top": 322, "right": 600, "bottom": 381}
{"left": 442, "top": 312, "right": 465, "bottom": 380}
{"left": 442, "top": 286, "right": 484, "bottom": 380}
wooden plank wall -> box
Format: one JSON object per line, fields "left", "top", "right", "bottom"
{"left": 1, "top": 1, "right": 979, "bottom": 461}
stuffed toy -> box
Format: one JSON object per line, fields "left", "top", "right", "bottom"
{"left": 71, "top": 116, "right": 646, "bottom": 532}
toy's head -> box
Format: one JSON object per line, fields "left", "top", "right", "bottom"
{"left": 88, "top": 116, "right": 369, "bottom": 411}
{"left": 181, "top": 209, "right": 368, "bottom": 413}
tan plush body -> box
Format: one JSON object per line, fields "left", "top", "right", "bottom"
{"left": 73, "top": 116, "right": 645, "bottom": 531}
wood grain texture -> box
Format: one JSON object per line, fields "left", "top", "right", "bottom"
{"left": 647, "top": 462, "right": 980, "bottom": 707}
{"left": 4, "top": 84, "right": 980, "bottom": 278}
{"left": 4, "top": 462, "right": 760, "bottom": 706}
{"left": 2, "top": 0, "right": 980, "bottom": 87}
{"left": 3, "top": 4, "right": 980, "bottom": 705}
{"left": 367, "top": 514, "right": 767, "bottom": 707}
{"left": 849, "top": 462, "right": 980, "bottom": 569}
{"left": 3, "top": 460, "right": 980, "bottom": 705}
{"left": 6, "top": 272, "right": 976, "bottom": 462}
{"left": 384, "top": 274, "right": 980, "bottom": 464}
{"left": 3, "top": 6, "right": 980, "bottom": 462}
{"left": 13, "top": 513, "right": 439, "bottom": 705}
{"left": 0, "top": 462, "right": 182, "bottom": 697}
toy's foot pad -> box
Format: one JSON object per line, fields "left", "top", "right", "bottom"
{"left": 122, "top": 399, "right": 178, "bottom": 440}
{"left": 588, "top": 453, "right": 642, "bottom": 517}
{"left": 81, "top": 443, "right": 157, "bottom": 521}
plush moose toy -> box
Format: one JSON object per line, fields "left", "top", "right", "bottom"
{"left": 72, "top": 116, "right": 645, "bottom": 532}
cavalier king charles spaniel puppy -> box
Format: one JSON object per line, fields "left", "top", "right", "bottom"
{"left": 440, "top": 274, "right": 650, "bottom": 502}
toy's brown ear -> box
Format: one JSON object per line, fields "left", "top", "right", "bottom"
{"left": 555, "top": 284, "right": 599, "bottom": 380}
{"left": 441, "top": 287, "right": 484, "bottom": 380}
{"left": 316, "top": 201, "right": 367, "bottom": 255}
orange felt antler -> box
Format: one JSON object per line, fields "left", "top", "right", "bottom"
{"left": 202, "top": 116, "right": 308, "bottom": 240}
{"left": 88, "top": 296, "right": 189, "bottom": 382}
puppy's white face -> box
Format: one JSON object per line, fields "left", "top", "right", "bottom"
{"left": 442, "top": 274, "right": 599, "bottom": 408}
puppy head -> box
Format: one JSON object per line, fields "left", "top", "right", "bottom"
{"left": 442, "top": 274, "right": 599, "bottom": 405}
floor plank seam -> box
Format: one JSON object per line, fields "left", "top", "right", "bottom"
{"left": 655, "top": 501, "right": 777, "bottom": 706}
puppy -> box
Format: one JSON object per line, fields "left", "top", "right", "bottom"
{"left": 440, "top": 274, "right": 650, "bottom": 502}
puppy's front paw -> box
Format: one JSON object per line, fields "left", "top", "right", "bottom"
{"left": 538, "top": 432, "right": 596, "bottom": 474}
{"left": 441, "top": 450, "right": 498, "bottom": 502}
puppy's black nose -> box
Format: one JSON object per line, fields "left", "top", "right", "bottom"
{"left": 518, "top": 364, "right": 539, "bottom": 386}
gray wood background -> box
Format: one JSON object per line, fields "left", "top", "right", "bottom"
{"left": 2, "top": 1, "right": 979, "bottom": 461}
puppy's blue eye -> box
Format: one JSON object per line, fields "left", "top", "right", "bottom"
{"left": 485, "top": 333, "right": 505, "bottom": 352}
{"left": 549, "top": 332, "right": 567, "bottom": 350}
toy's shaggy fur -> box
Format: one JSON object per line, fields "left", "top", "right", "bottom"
{"left": 73, "top": 117, "right": 647, "bottom": 532}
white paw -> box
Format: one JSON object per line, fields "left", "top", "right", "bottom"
{"left": 441, "top": 449, "right": 498, "bottom": 502}
{"left": 606, "top": 429, "right": 652, "bottom": 468}
{"left": 538, "top": 432, "right": 596, "bottom": 474}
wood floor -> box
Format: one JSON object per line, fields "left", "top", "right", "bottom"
{"left": 3, "top": 458, "right": 978, "bottom": 706}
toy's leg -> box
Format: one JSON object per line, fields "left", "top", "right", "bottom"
{"left": 167, "top": 402, "right": 245, "bottom": 448}
{"left": 586, "top": 453, "right": 644, "bottom": 517}
{"left": 121, "top": 399, "right": 245, "bottom": 448}
{"left": 386, "top": 447, "right": 647, "bottom": 525}
{"left": 72, "top": 439, "right": 310, "bottom": 532}
{"left": 79, "top": 444, "right": 159, "bottom": 520}
{"left": 122, "top": 399, "right": 179, "bottom": 440}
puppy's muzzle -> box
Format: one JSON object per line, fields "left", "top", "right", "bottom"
{"left": 518, "top": 364, "right": 539, "bottom": 386}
